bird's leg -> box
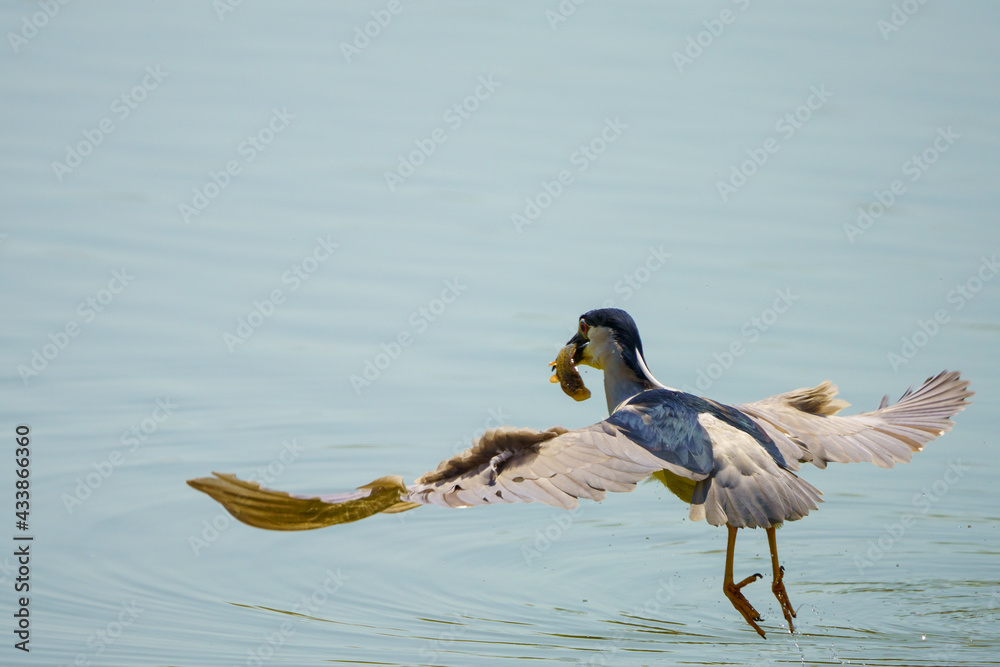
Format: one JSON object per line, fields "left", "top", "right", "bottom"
{"left": 723, "top": 525, "right": 765, "bottom": 638}
{"left": 766, "top": 526, "right": 796, "bottom": 633}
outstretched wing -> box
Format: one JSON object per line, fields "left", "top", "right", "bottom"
{"left": 185, "top": 474, "right": 420, "bottom": 530}
{"left": 187, "top": 394, "right": 722, "bottom": 529}
{"left": 398, "top": 400, "right": 716, "bottom": 510}
{"left": 738, "top": 370, "right": 973, "bottom": 470}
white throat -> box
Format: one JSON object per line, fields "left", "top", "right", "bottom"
{"left": 602, "top": 346, "right": 670, "bottom": 414}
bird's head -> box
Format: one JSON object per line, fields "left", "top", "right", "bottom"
{"left": 567, "top": 308, "right": 660, "bottom": 390}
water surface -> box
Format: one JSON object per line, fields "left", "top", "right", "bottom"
{"left": 1, "top": 1, "right": 998, "bottom": 665}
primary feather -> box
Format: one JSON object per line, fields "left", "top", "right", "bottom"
{"left": 737, "top": 370, "right": 971, "bottom": 470}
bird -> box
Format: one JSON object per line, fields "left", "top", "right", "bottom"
{"left": 187, "top": 307, "right": 972, "bottom": 638}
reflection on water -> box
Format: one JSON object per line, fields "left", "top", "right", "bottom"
{"left": 2, "top": 0, "right": 999, "bottom": 665}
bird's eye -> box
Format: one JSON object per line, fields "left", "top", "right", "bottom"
{"left": 579, "top": 320, "right": 588, "bottom": 334}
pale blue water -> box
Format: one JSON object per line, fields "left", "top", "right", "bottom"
{"left": 1, "top": 1, "right": 999, "bottom": 665}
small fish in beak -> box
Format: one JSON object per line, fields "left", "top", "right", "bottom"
{"left": 549, "top": 342, "right": 591, "bottom": 401}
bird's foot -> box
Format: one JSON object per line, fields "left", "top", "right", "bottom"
{"left": 771, "top": 565, "right": 796, "bottom": 633}
{"left": 724, "top": 572, "right": 765, "bottom": 638}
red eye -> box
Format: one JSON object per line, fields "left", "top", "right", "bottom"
{"left": 579, "top": 320, "right": 588, "bottom": 334}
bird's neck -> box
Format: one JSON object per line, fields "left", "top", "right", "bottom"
{"left": 602, "top": 355, "right": 662, "bottom": 414}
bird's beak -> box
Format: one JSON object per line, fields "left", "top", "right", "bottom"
{"left": 567, "top": 332, "right": 588, "bottom": 364}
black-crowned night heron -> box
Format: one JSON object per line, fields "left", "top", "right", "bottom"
{"left": 188, "top": 308, "right": 972, "bottom": 637}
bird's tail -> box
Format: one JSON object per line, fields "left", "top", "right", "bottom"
{"left": 186, "top": 473, "right": 421, "bottom": 531}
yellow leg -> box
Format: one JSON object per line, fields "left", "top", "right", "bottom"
{"left": 723, "top": 525, "right": 765, "bottom": 638}
{"left": 767, "top": 526, "right": 796, "bottom": 633}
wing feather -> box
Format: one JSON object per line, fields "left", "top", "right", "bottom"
{"left": 185, "top": 473, "right": 420, "bottom": 530}
{"left": 405, "top": 423, "right": 667, "bottom": 509}
{"left": 188, "top": 372, "right": 968, "bottom": 533}
{"left": 738, "top": 371, "right": 972, "bottom": 469}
